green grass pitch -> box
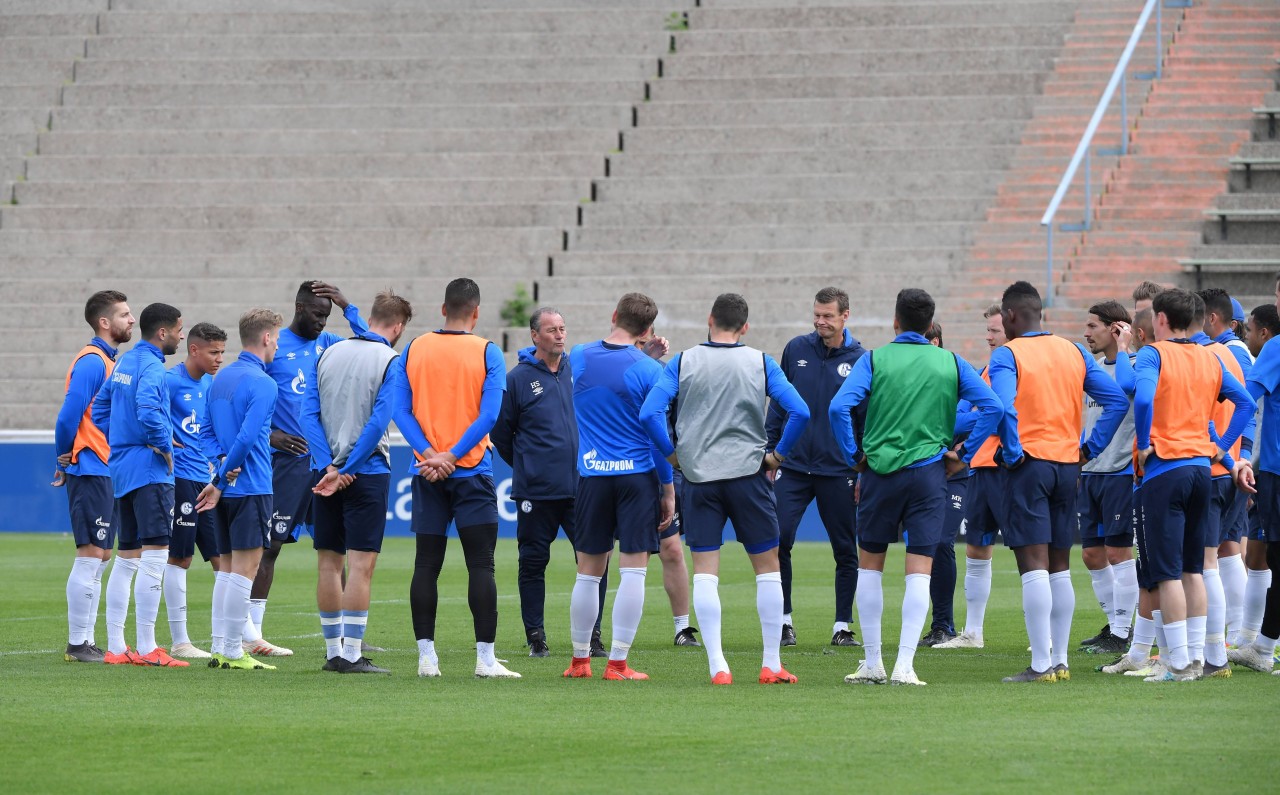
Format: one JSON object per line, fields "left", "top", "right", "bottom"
{"left": 2, "top": 532, "right": 1275, "bottom": 793}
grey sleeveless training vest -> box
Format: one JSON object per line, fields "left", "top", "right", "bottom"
{"left": 674, "top": 344, "right": 767, "bottom": 484}
{"left": 315, "top": 338, "right": 400, "bottom": 469}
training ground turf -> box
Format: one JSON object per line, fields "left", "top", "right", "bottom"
{"left": 2, "top": 532, "right": 1276, "bottom": 792}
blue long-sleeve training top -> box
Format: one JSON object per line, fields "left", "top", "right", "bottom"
{"left": 638, "top": 342, "right": 810, "bottom": 460}
{"left": 1133, "top": 341, "right": 1255, "bottom": 480}
{"left": 204, "top": 351, "right": 278, "bottom": 497}
{"left": 390, "top": 332, "right": 506, "bottom": 479}
{"left": 55, "top": 338, "right": 117, "bottom": 476}
{"left": 166, "top": 361, "right": 214, "bottom": 484}
{"left": 989, "top": 332, "right": 1128, "bottom": 465}
{"left": 1248, "top": 336, "right": 1280, "bottom": 476}
{"left": 569, "top": 340, "right": 673, "bottom": 484}
{"left": 828, "top": 332, "right": 1003, "bottom": 469}
{"left": 301, "top": 330, "right": 396, "bottom": 476}
{"left": 91, "top": 340, "right": 174, "bottom": 498}
{"left": 268, "top": 303, "right": 367, "bottom": 449}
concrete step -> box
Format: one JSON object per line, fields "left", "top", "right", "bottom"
{"left": 13, "top": 178, "right": 594, "bottom": 206}
{"left": 548, "top": 248, "right": 963, "bottom": 278}
{"left": 0, "top": 35, "right": 86, "bottom": 60}
{"left": 607, "top": 146, "right": 1019, "bottom": 176}
{"left": 595, "top": 172, "right": 1003, "bottom": 202}
{"left": 567, "top": 223, "right": 975, "bottom": 251}
{"left": 689, "top": 6, "right": 1076, "bottom": 31}
{"left": 74, "top": 56, "right": 657, "bottom": 84}
{"left": 1, "top": 0, "right": 106, "bottom": 12}
{"left": 85, "top": 32, "right": 671, "bottom": 59}
{"left": 581, "top": 197, "right": 993, "bottom": 227}
{"left": 538, "top": 272, "right": 960, "bottom": 306}
{"left": 0, "top": 227, "right": 562, "bottom": 255}
{"left": 49, "top": 103, "right": 634, "bottom": 131}
{"left": 0, "top": 14, "right": 96, "bottom": 36}
{"left": 0, "top": 109, "right": 50, "bottom": 134}
{"left": 97, "top": 8, "right": 678, "bottom": 35}
{"left": 25, "top": 152, "right": 607, "bottom": 181}
{"left": 0, "top": 59, "right": 74, "bottom": 85}
{"left": 38, "top": 128, "right": 619, "bottom": 156}
{"left": 0, "top": 203, "right": 577, "bottom": 230}
{"left": 110, "top": 0, "right": 692, "bottom": 11}
{"left": 678, "top": 25, "right": 1067, "bottom": 55}
{"left": 62, "top": 80, "right": 646, "bottom": 107}
{"left": 0, "top": 254, "right": 548, "bottom": 280}
{"left": 664, "top": 47, "right": 1057, "bottom": 79}
{"left": 624, "top": 120, "right": 1028, "bottom": 152}
{"left": 650, "top": 72, "right": 1045, "bottom": 101}
{"left": 634, "top": 96, "right": 1037, "bottom": 127}
{"left": 0, "top": 86, "right": 59, "bottom": 108}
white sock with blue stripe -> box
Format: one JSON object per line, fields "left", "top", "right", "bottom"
{"left": 342, "top": 610, "right": 368, "bottom": 663}
{"left": 320, "top": 611, "right": 342, "bottom": 660}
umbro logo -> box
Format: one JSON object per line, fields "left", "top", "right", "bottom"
{"left": 796, "top": 359, "right": 808, "bottom": 367}
{"left": 531, "top": 380, "right": 543, "bottom": 396}
{"left": 182, "top": 393, "right": 192, "bottom": 401}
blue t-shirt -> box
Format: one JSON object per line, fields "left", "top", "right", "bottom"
{"left": 267, "top": 304, "right": 367, "bottom": 449}
{"left": 166, "top": 362, "right": 214, "bottom": 483}
{"left": 570, "top": 340, "right": 672, "bottom": 483}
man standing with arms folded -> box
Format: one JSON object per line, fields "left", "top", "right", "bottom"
{"left": 55, "top": 290, "right": 134, "bottom": 663}
{"left": 303, "top": 291, "right": 412, "bottom": 674}
{"left": 988, "top": 282, "right": 1129, "bottom": 683}
{"left": 1133, "top": 288, "right": 1253, "bottom": 680}
{"left": 393, "top": 278, "right": 517, "bottom": 680}
{"left": 164, "top": 322, "right": 228, "bottom": 659}
{"left": 832, "top": 289, "right": 1002, "bottom": 686}
{"left": 92, "top": 303, "right": 188, "bottom": 668}
{"left": 562, "top": 293, "right": 675, "bottom": 681}
{"left": 640, "top": 293, "right": 809, "bottom": 685}
{"left": 248, "top": 281, "right": 367, "bottom": 658}
{"left": 766, "top": 287, "right": 865, "bottom": 648}
{"left": 196, "top": 308, "right": 283, "bottom": 671}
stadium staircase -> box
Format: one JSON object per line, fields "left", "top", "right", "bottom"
{"left": 952, "top": 0, "right": 1280, "bottom": 359}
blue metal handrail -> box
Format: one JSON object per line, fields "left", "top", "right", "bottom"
{"left": 1039, "top": 0, "right": 1187, "bottom": 306}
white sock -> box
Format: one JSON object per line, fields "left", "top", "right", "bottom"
{"left": 66, "top": 557, "right": 97, "bottom": 645}
{"left": 1244, "top": 568, "right": 1272, "bottom": 634}
{"left": 896, "top": 573, "right": 930, "bottom": 672}
{"left": 1153, "top": 610, "right": 1167, "bottom": 664}
{"left": 1187, "top": 614, "right": 1207, "bottom": 665}
{"left": 756, "top": 572, "right": 783, "bottom": 672}
{"left": 608, "top": 568, "right": 646, "bottom": 661}
{"left": 964, "top": 558, "right": 991, "bottom": 638}
{"left": 211, "top": 571, "right": 229, "bottom": 655}
{"left": 693, "top": 573, "right": 727, "bottom": 676}
{"left": 569, "top": 574, "right": 602, "bottom": 659}
{"left": 341, "top": 610, "right": 367, "bottom": 663}
{"left": 855, "top": 569, "right": 884, "bottom": 669}
{"left": 1088, "top": 565, "right": 1114, "bottom": 627}
{"left": 833, "top": 621, "right": 849, "bottom": 635}
{"left": 1127, "top": 614, "right": 1156, "bottom": 663}
{"left": 1206, "top": 632, "right": 1228, "bottom": 667}
{"left": 1022, "top": 570, "right": 1053, "bottom": 672}
{"left": 1164, "top": 619, "right": 1190, "bottom": 670}
{"left": 133, "top": 549, "right": 167, "bottom": 655}
{"left": 1203, "top": 568, "right": 1225, "bottom": 661}
{"left": 476, "top": 641, "right": 496, "bottom": 667}
{"left": 417, "top": 638, "right": 437, "bottom": 665}
{"left": 1254, "top": 634, "right": 1278, "bottom": 658}
{"left": 320, "top": 610, "right": 342, "bottom": 659}
{"left": 1110, "top": 560, "right": 1138, "bottom": 639}
{"left": 89, "top": 559, "right": 108, "bottom": 646}
{"left": 1049, "top": 570, "right": 1074, "bottom": 668}
{"left": 673, "top": 614, "right": 689, "bottom": 634}
{"left": 243, "top": 598, "right": 266, "bottom": 642}
{"left": 219, "top": 573, "right": 253, "bottom": 660}
{"left": 105, "top": 556, "right": 138, "bottom": 654}
{"left": 782, "top": 613, "right": 793, "bottom": 627}
{"left": 163, "top": 563, "right": 190, "bottom": 647}
{"left": 1219, "top": 553, "right": 1246, "bottom": 640}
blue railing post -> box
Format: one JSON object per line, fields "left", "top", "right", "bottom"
{"left": 1155, "top": 0, "right": 1163, "bottom": 79}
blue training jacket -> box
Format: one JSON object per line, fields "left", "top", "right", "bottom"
{"left": 91, "top": 340, "right": 174, "bottom": 498}
{"left": 491, "top": 346, "right": 579, "bottom": 501}
{"left": 765, "top": 329, "right": 867, "bottom": 476}
{"left": 201, "top": 351, "right": 278, "bottom": 497}
{"left": 166, "top": 362, "right": 214, "bottom": 484}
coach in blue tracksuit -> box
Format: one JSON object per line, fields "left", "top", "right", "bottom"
{"left": 765, "top": 286, "right": 866, "bottom": 647}
{"left": 492, "top": 308, "right": 608, "bottom": 657}
{"left": 91, "top": 303, "right": 184, "bottom": 665}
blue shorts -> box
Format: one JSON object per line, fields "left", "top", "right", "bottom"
{"left": 856, "top": 460, "right": 947, "bottom": 557}
{"left": 682, "top": 472, "right": 780, "bottom": 554}
{"left": 313, "top": 473, "right": 390, "bottom": 554}
{"left": 65, "top": 473, "right": 118, "bottom": 550}
{"left": 117, "top": 482, "right": 174, "bottom": 551}
{"left": 1077, "top": 473, "right": 1134, "bottom": 549}
{"left": 172, "top": 477, "right": 220, "bottom": 561}
{"left": 1222, "top": 482, "right": 1251, "bottom": 543}
{"left": 411, "top": 473, "right": 499, "bottom": 536}
{"left": 964, "top": 467, "right": 1005, "bottom": 547}
{"left": 271, "top": 451, "right": 316, "bottom": 544}
{"left": 942, "top": 477, "right": 967, "bottom": 546}
{"left": 661, "top": 469, "right": 684, "bottom": 540}
{"left": 214, "top": 494, "right": 273, "bottom": 552}
{"left": 1207, "top": 476, "right": 1235, "bottom": 547}
{"left": 1003, "top": 458, "right": 1079, "bottom": 550}
{"left": 574, "top": 471, "right": 660, "bottom": 555}
{"left": 1254, "top": 470, "right": 1280, "bottom": 543}
{"left": 1137, "top": 465, "right": 1210, "bottom": 583}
